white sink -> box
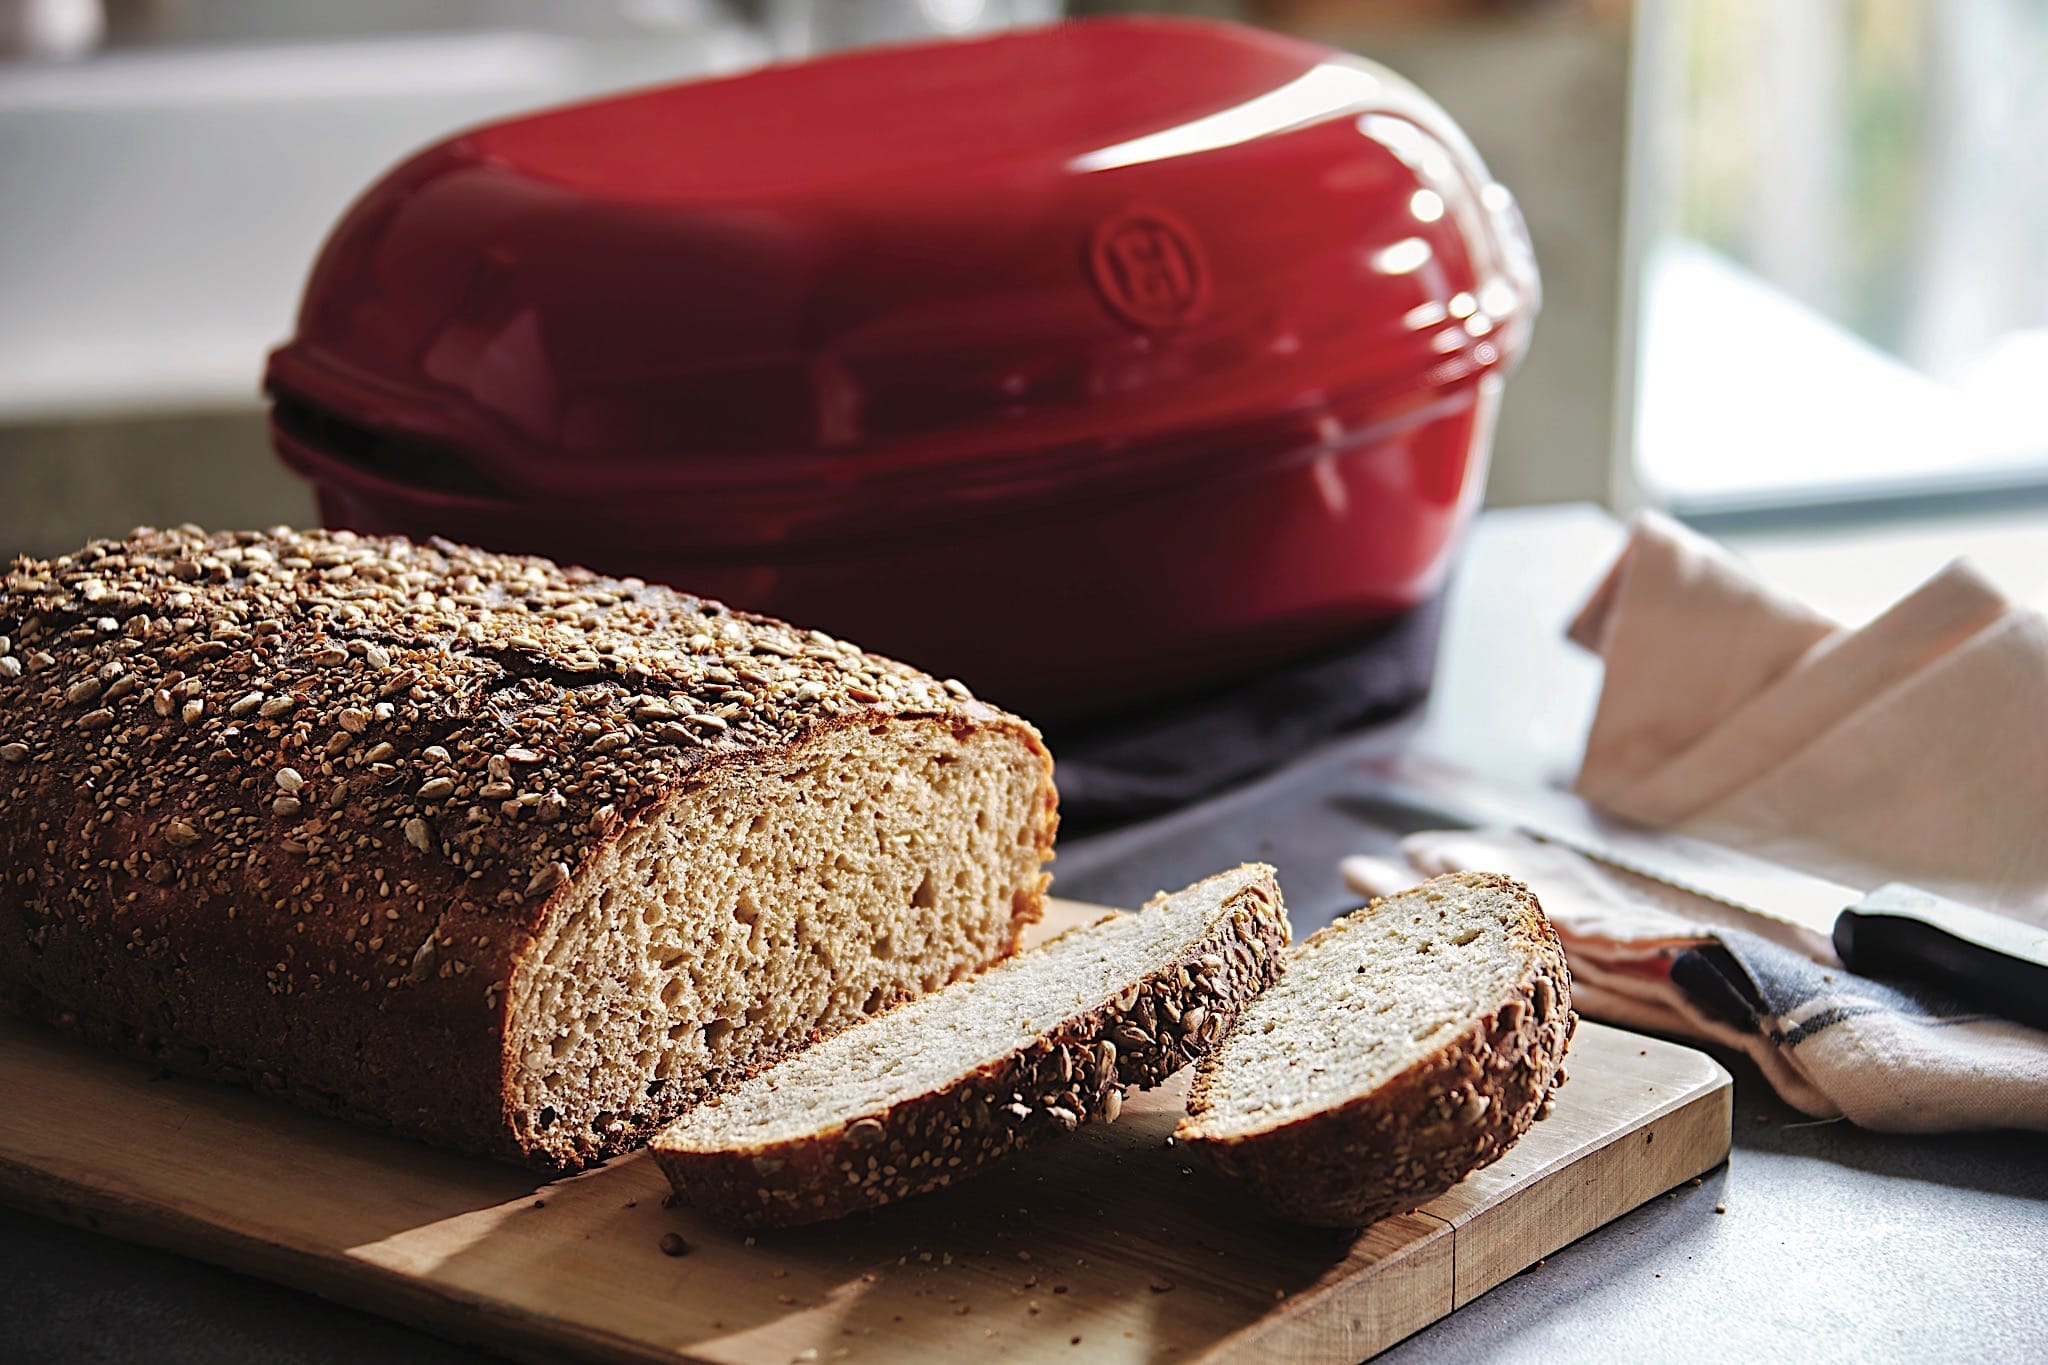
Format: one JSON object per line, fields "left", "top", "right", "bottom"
{"left": 0, "top": 26, "right": 769, "bottom": 422}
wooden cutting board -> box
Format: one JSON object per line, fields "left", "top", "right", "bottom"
{"left": 0, "top": 898, "right": 1730, "bottom": 1363}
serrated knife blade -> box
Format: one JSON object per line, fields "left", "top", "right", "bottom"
{"left": 1360, "top": 754, "right": 2048, "bottom": 1030}
{"left": 1359, "top": 755, "right": 1856, "bottom": 938}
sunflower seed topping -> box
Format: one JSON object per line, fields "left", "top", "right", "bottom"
{"left": 527, "top": 861, "right": 571, "bottom": 898}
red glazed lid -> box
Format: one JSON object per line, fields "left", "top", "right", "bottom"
{"left": 267, "top": 17, "right": 1536, "bottom": 550}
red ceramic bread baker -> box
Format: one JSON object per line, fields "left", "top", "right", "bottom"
{"left": 266, "top": 16, "right": 1537, "bottom": 720}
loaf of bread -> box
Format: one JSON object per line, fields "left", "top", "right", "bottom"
{"left": 1177, "top": 873, "right": 1573, "bottom": 1226}
{"left": 0, "top": 527, "right": 1057, "bottom": 1168}
{"left": 653, "top": 864, "right": 1290, "bottom": 1227}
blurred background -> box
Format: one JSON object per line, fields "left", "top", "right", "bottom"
{"left": 3, "top": 0, "right": 2046, "bottom": 575}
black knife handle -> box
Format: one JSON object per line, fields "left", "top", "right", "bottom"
{"left": 1834, "top": 884, "right": 2048, "bottom": 1032}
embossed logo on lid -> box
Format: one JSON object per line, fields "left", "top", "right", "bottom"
{"left": 1087, "top": 207, "right": 1209, "bottom": 331}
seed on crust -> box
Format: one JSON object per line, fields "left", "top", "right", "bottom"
{"left": 526, "top": 861, "right": 570, "bottom": 899}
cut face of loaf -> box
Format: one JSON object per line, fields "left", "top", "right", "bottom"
{"left": 652, "top": 864, "right": 1292, "bottom": 1228}
{"left": 0, "top": 528, "right": 1056, "bottom": 1168}
{"left": 507, "top": 716, "right": 1048, "bottom": 1164}
{"left": 1177, "top": 872, "right": 1574, "bottom": 1227}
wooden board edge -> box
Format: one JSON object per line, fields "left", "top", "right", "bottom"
{"left": 1193, "top": 1214, "right": 1456, "bottom": 1364}
{"left": 0, "top": 1151, "right": 698, "bottom": 1365}
{"left": 1449, "top": 1057, "right": 1734, "bottom": 1309}
{"left": 1191, "top": 1045, "right": 1735, "bottom": 1362}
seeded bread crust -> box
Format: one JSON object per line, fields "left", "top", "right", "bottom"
{"left": 1177, "top": 873, "right": 1575, "bottom": 1228}
{"left": 652, "top": 867, "right": 1291, "bottom": 1228}
{"left": 0, "top": 527, "right": 1056, "bottom": 1167}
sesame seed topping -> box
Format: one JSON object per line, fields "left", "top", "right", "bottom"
{"left": 0, "top": 525, "right": 1003, "bottom": 1026}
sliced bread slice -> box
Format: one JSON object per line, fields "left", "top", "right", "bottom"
{"left": 652, "top": 864, "right": 1291, "bottom": 1227}
{"left": 1177, "top": 872, "right": 1574, "bottom": 1228}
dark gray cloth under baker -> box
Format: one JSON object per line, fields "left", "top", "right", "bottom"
{"left": 1042, "top": 595, "right": 1444, "bottom": 832}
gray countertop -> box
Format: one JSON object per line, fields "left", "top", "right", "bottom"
{"left": 4, "top": 505, "right": 2043, "bottom": 1362}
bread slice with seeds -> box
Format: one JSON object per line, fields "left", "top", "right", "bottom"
{"left": 0, "top": 527, "right": 1056, "bottom": 1168}
{"left": 1177, "top": 872, "right": 1574, "bottom": 1228}
{"left": 651, "top": 864, "right": 1291, "bottom": 1227}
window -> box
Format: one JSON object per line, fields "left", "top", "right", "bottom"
{"left": 1630, "top": 0, "right": 2048, "bottom": 518}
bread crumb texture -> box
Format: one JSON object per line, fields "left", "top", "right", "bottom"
{"left": 1179, "top": 872, "right": 1574, "bottom": 1227}
{"left": 0, "top": 527, "right": 1056, "bottom": 1165}
{"left": 654, "top": 864, "right": 1290, "bottom": 1227}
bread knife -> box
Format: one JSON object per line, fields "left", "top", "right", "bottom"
{"left": 1360, "top": 756, "right": 2048, "bottom": 1032}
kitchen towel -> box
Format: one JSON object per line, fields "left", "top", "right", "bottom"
{"left": 1342, "top": 513, "right": 2048, "bottom": 1132}
{"left": 1047, "top": 593, "right": 1443, "bottom": 831}
{"left": 1571, "top": 511, "right": 2048, "bottom": 920}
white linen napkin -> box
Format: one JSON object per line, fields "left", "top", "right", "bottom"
{"left": 1571, "top": 511, "right": 2048, "bottom": 918}
{"left": 1343, "top": 512, "right": 2048, "bottom": 1133}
